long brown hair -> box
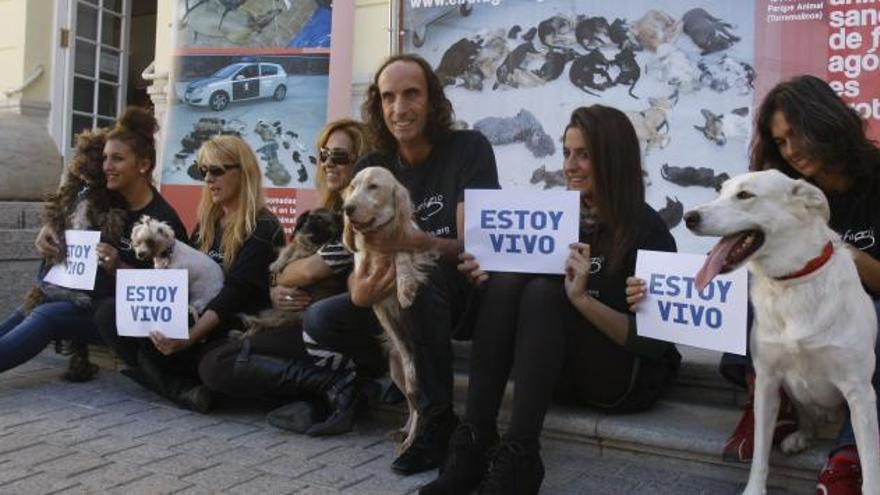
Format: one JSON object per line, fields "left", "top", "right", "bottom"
{"left": 752, "top": 75, "right": 880, "bottom": 185}
{"left": 361, "top": 54, "right": 453, "bottom": 152}
{"left": 314, "top": 119, "right": 371, "bottom": 211}
{"left": 565, "top": 105, "right": 645, "bottom": 272}
{"left": 194, "top": 135, "right": 265, "bottom": 269}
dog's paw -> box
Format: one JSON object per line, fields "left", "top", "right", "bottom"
{"left": 779, "top": 430, "right": 811, "bottom": 454}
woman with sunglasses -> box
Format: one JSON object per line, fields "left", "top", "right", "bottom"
{"left": 0, "top": 107, "right": 187, "bottom": 381}
{"left": 197, "top": 120, "right": 378, "bottom": 435}
{"left": 97, "top": 134, "right": 284, "bottom": 413}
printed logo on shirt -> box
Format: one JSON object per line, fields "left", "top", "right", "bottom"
{"left": 590, "top": 255, "right": 604, "bottom": 274}
{"left": 415, "top": 193, "right": 444, "bottom": 221}
{"left": 207, "top": 249, "right": 224, "bottom": 264}
{"left": 841, "top": 228, "right": 876, "bottom": 251}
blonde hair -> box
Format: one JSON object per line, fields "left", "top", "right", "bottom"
{"left": 195, "top": 135, "right": 265, "bottom": 269}
{"left": 314, "top": 119, "right": 371, "bottom": 210}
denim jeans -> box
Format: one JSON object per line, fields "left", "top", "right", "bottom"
{"left": 0, "top": 302, "right": 101, "bottom": 373}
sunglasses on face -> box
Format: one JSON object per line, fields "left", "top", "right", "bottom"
{"left": 197, "top": 163, "right": 240, "bottom": 178}
{"left": 319, "top": 147, "right": 354, "bottom": 166}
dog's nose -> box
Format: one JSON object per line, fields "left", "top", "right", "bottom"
{"left": 343, "top": 204, "right": 356, "bottom": 216}
{"left": 684, "top": 210, "right": 701, "bottom": 230}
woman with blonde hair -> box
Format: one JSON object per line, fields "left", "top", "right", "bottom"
{"left": 198, "top": 119, "right": 378, "bottom": 435}
{"left": 98, "top": 134, "right": 284, "bottom": 413}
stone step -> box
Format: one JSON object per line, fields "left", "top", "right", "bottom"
{"left": 0, "top": 201, "right": 43, "bottom": 230}
{"left": 0, "top": 228, "right": 41, "bottom": 261}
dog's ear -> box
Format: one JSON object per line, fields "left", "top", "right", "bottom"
{"left": 791, "top": 179, "right": 830, "bottom": 222}
{"left": 392, "top": 180, "right": 414, "bottom": 235}
{"left": 342, "top": 216, "right": 357, "bottom": 252}
{"left": 293, "top": 210, "right": 311, "bottom": 235}
{"left": 157, "top": 221, "right": 175, "bottom": 241}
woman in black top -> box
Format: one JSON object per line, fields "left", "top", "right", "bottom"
{"left": 95, "top": 135, "right": 283, "bottom": 413}
{"left": 422, "top": 106, "right": 680, "bottom": 495}
{"left": 198, "top": 119, "right": 377, "bottom": 436}
{"left": 0, "top": 108, "right": 186, "bottom": 378}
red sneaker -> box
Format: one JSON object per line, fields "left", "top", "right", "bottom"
{"left": 721, "top": 374, "right": 799, "bottom": 463}
{"left": 816, "top": 447, "right": 861, "bottom": 495}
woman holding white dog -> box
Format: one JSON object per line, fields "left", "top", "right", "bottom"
{"left": 705, "top": 75, "right": 880, "bottom": 494}
{"left": 422, "top": 105, "right": 681, "bottom": 495}
{"left": 198, "top": 119, "right": 378, "bottom": 436}
{"left": 96, "top": 134, "right": 284, "bottom": 413}
{"left": 0, "top": 108, "right": 186, "bottom": 379}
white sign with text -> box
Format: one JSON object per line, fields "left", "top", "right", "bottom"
{"left": 635, "top": 250, "right": 748, "bottom": 355}
{"left": 43, "top": 230, "right": 101, "bottom": 290}
{"left": 115, "top": 269, "right": 189, "bottom": 339}
{"left": 465, "top": 189, "right": 580, "bottom": 274}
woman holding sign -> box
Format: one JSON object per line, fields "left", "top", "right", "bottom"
{"left": 0, "top": 108, "right": 187, "bottom": 379}
{"left": 422, "top": 105, "right": 681, "bottom": 495}
{"left": 97, "top": 135, "right": 284, "bottom": 413}
{"left": 708, "top": 75, "right": 880, "bottom": 493}
{"left": 197, "top": 120, "right": 378, "bottom": 435}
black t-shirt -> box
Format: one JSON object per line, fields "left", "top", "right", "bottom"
{"left": 93, "top": 189, "right": 187, "bottom": 298}
{"left": 355, "top": 130, "right": 500, "bottom": 239}
{"left": 191, "top": 209, "right": 284, "bottom": 326}
{"left": 828, "top": 178, "right": 879, "bottom": 260}
{"left": 827, "top": 176, "right": 880, "bottom": 297}
{"left": 582, "top": 203, "right": 677, "bottom": 314}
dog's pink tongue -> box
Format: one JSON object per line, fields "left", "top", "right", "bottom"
{"left": 696, "top": 234, "right": 741, "bottom": 292}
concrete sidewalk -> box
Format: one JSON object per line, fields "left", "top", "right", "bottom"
{"left": 0, "top": 351, "right": 787, "bottom": 494}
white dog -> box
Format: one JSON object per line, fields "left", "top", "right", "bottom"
{"left": 684, "top": 170, "right": 879, "bottom": 495}
{"left": 342, "top": 167, "right": 436, "bottom": 453}
{"left": 130, "top": 215, "right": 225, "bottom": 319}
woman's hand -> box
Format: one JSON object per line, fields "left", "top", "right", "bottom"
{"left": 149, "top": 330, "right": 192, "bottom": 355}
{"left": 271, "top": 285, "right": 312, "bottom": 312}
{"left": 564, "top": 243, "right": 591, "bottom": 304}
{"left": 457, "top": 252, "right": 489, "bottom": 287}
{"left": 96, "top": 242, "right": 121, "bottom": 272}
{"left": 625, "top": 276, "right": 647, "bottom": 312}
{"left": 35, "top": 226, "right": 61, "bottom": 259}
{"left": 349, "top": 255, "right": 396, "bottom": 307}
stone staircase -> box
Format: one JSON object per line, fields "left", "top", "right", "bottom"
{"left": 0, "top": 201, "right": 829, "bottom": 492}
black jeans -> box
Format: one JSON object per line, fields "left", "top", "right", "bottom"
{"left": 303, "top": 261, "right": 470, "bottom": 413}
{"left": 93, "top": 297, "right": 205, "bottom": 386}
{"left": 198, "top": 325, "right": 309, "bottom": 398}
{"left": 465, "top": 274, "right": 673, "bottom": 444}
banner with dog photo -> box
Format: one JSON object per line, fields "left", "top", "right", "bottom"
{"left": 397, "top": 0, "right": 880, "bottom": 255}
{"left": 159, "top": 0, "right": 354, "bottom": 235}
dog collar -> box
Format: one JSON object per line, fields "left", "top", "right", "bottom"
{"left": 775, "top": 241, "right": 833, "bottom": 281}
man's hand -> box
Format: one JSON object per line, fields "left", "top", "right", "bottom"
{"left": 35, "top": 226, "right": 61, "bottom": 259}
{"left": 271, "top": 285, "right": 312, "bottom": 312}
{"left": 564, "top": 243, "right": 591, "bottom": 304}
{"left": 149, "top": 330, "right": 192, "bottom": 355}
{"left": 349, "top": 255, "right": 396, "bottom": 307}
{"left": 457, "top": 252, "right": 489, "bottom": 287}
{"left": 362, "top": 228, "right": 432, "bottom": 254}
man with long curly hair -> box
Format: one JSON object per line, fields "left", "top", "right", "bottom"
{"left": 301, "top": 54, "right": 499, "bottom": 475}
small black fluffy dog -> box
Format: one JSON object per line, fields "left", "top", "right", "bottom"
{"left": 239, "top": 208, "right": 345, "bottom": 336}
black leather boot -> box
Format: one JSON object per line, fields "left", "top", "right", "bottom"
{"left": 391, "top": 406, "right": 460, "bottom": 475}
{"left": 419, "top": 423, "right": 498, "bottom": 495}
{"left": 235, "top": 354, "right": 374, "bottom": 436}
{"left": 477, "top": 438, "right": 544, "bottom": 495}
